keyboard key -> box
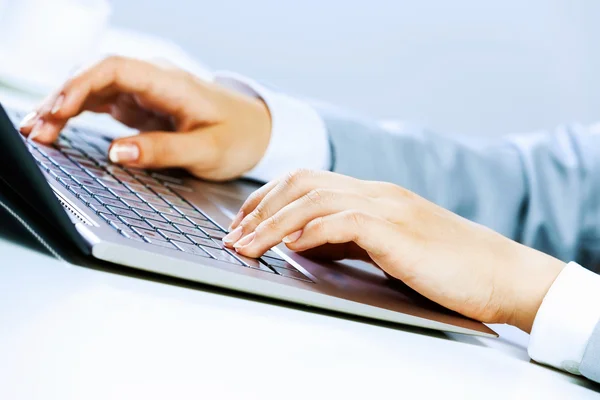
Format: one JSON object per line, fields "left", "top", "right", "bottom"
{"left": 175, "top": 224, "right": 209, "bottom": 238}
{"left": 150, "top": 172, "right": 184, "bottom": 184}
{"left": 49, "top": 155, "right": 80, "bottom": 169}
{"left": 119, "top": 217, "right": 152, "bottom": 230}
{"left": 48, "top": 169, "right": 70, "bottom": 181}
{"left": 99, "top": 180, "right": 126, "bottom": 191}
{"left": 125, "top": 183, "right": 155, "bottom": 195}
{"left": 151, "top": 204, "right": 182, "bottom": 216}
{"left": 270, "top": 266, "right": 312, "bottom": 282}
{"left": 96, "top": 196, "right": 127, "bottom": 209}
{"left": 201, "top": 228, "right": 226, "bottom": 240}
{"left": 176, "top": 207, "right": 206, "bottom": 219}
{"left": 202, "top": 247, "right": 243, "bottom": 265}
{"left": 79, "top": 195, "right": 103, "bottom": 207}
{"left": 87, "top": 203, "right": 112, "bottom": 215}
{"left": 164, "top": 215, "right": 194, "bottom": 228}
{"left": 113, "top": 173, "right": 139, "bottom": 185}
{"left": 188, "top": 217, "right": 220, "bottom": 230}
{"left": 60, "top": 166, "right": 90, "bottom": 179}
{"left": 112, "top": 220, "right": 133, "bottom": 234}
{"left": 133, "top": 208, "right": 165, "bottom": 222}
{"left": 118, "top": 229, "right": 131, "bottom": 239}
{"left": 149, "top": 185, "right": 174, "bottom": 196}
{"left": 68, "top": 186, "right": 93, "bottom": 198}
{"left": 262, "top": 256, "right": 295, "bottom": 270}
{"left": 136, "top": 176, "right": 160, "bottom": 186}
{"left": 106, "top": 206, "right": 140, "bottom": 220}
{"left": 149, "top": 239, "right": 180, "bottom": 250}
{"left": 127, "top": 233, "right": 147, "bottom": 243}
{"left": 164, "top": 182, "right": 194, "bottom": 193}
{"left": 61, "top": 148, "right": 85, "bottom": 158}
{"left": 122, "top": 166, "right": 147, "bottom": 175}
{"left": 37, "top": 146, "right": 64, "bottom": 159}
{"left": 66, "top": 154, "right": 89, "bottom": 165}
{"left": 171, "top": 241, "right": 211, "bottom": 257}
{"left": 231, "top": 252, "right": 275, "bottom": 273}
{"left": 146, "top": 219, "right": 178, "bottom": 232}
{"left": 79, "top": 160, "right": 104, "bottom": 171}
{"left": 157, "top": 229, "right": 193, "bottom": 244}
{"left": 86, "top": 169, "right": 118, "bottom": 182}
{"left": 124, "top": 199, "right": 154, "bottom": 212}
{"left": 160, "top": 195, "right": 193, "bottom": 209}
{"left": 71, "top": 176, "right": 104, "bottom": 189}
{"left": 99, "top": 212, "right": 120, "bottom": 224}
{"left": 131, "top": 227, "right": 169, "bottom": 242}
{"left": 87, "top": 187, "right": 116, "bottom": 199}
{"left": 263, "top": 249, "right": 282, "bottom": 259}
{"left": 136, "top": 193, "right": 169, "bottom": 206}
{"left": 56, "top": 177, "right": 72, "bottom": 188}
{"left": 109, "top": 189, "right": 141, "bottom": 201}
{"left": 185, "top": 235, "right": 219, "bottom": 248}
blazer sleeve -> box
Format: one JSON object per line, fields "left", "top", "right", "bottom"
{"left": 313, "top": 103, "right": 600, "bottom": 267}
{"left": 581, "top": 320, "right": 600, "bottom": 383}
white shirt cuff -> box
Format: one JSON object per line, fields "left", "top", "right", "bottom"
{"left": 213, "top": 71, "right": 330, "bottom": 182}
{"left": 528, "top": 261, "right": 600, "bottom": 374}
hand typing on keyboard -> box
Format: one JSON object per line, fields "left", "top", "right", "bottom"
{"left": 18, "top": 56, "right": 272, "bottom": 182}
{"left": 223, "top": 169, "right": 566, "bottom": 333}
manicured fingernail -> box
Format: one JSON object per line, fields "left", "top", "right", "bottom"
{"left": 28, "top": 120, "right": 44, "bottom": 142}
{"left": 283, "top": 230, "right": 303, "bottom": 243}
{"left": 229, "top": 211, "right": 244, "bottom": 230}
{"left": 19, "top": 111, "right": 37, "bottom": 129}
{"left": 234, "top": 232, "right": 256, "bottom": 250}
{"left": 222, "top": 226, "right": 243, "bottom": 245}
{"left": 51, "top": 94, "right": 65, "bottom": 115}
{"left": 109, "top": 143, "right": 140, "bottom": 163}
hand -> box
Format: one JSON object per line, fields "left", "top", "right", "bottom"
{"left": 223, "top": 169, "right": 566, "bottom": 333}
{"left": 18, "top": 56, "right": 272, "bottom": 181}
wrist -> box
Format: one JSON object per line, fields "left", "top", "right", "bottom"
{"left": 212, "top": 84, "right": 272, "bottom": 178}
{"left": 507, "top": 246, "right": 566, "bottom": 333}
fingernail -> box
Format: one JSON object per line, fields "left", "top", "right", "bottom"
{"left": 19, "top": 111, "right": 38, "bottom": 129}
{"left": 283, "top": 230, "right": 303, "bottom": 243}
{"left": 234, "top": 232, "right": 256, "bottom": 250}
{"left": 28, "top": 120, "right": 44, "bottom": 142}
{"left": 222, "top": 226, "right": 243, "bottom": 245}
{"left": 229, "top": 211, "right": 244, "bottom": 230}
{"left": 109, "top": 143, "right": 140, "bottom": 163}
{"left": 51, "top": 94, "right": 65, "bottom": 115}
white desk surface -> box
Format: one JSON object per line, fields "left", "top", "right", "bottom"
{"left": 0, "top": 90, "right": 598, "bottom": 400}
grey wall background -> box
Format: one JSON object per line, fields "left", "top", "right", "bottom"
{"left": 110, "top": 0, "right": 599, "bottom": 136}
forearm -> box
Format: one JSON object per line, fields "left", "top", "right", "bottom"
{"left": 316, "top": 103, "right": 600, "bottom": 264}
{"left": 214, "top": 71, "right": 600, "bottom": 263}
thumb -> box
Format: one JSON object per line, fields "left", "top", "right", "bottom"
{"left": 108, "top": 131, "right": 218, "bottom": 170}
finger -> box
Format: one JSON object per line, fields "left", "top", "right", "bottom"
{"left": 19, "top": 89, "right": 63, "bottom": 137}
{"left": 108, "top": 130, "right": 218, "bottom": 170}
{"left": 229, "top": 169, "right": 364, "bottom": 239}
{"left": 236, "top": 210, "right": 400, "bottom": 261}
{"left": 228, "top": 179, "right": 280, "bottom": 230}
{"left": 232, "top": 189, "right": 383, "bottom": 258}
{"left": 23, "top": 95, "right": 175, "bottom": 143}
{"left": 108, "top": 95, "right": 173, "bottom": 132}
{"left": 21, "top": 56, "right": 217, "bottom": 143}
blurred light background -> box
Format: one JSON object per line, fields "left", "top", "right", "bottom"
{"left": 2, "top": 0, "right": 599, "bottom": 136}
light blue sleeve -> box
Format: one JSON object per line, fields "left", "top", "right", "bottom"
{"left": 314, "top": 103, "right": 600, "bottom": 267}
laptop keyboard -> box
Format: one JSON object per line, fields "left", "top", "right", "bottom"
{"left": 11, "top": 111, "right": 312, "bottom": 283}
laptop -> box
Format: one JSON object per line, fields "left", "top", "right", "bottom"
{"left": 0, "top": 104, "right": 497, "bottom": 337}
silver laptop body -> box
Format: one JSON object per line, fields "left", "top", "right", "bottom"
{"left": 2, "top": 107, "right": 497, "bottom": 338}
